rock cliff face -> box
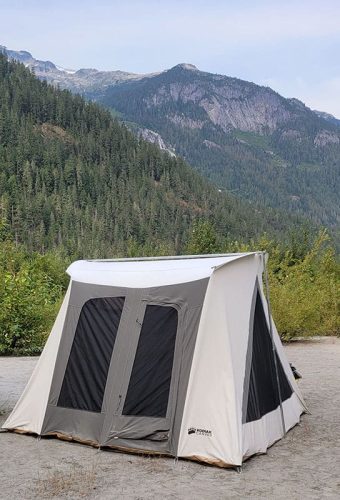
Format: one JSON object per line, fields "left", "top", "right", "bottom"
{"left": 141, "top": 65, "right": 293, "bottom": 134}
{"left": 99, "top": 63, "right": 340, "bottom": 147}
{"left": 137, "top": 128, "right": 175, "bottom": 156}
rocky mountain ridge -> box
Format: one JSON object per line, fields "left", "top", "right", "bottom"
{"left": 0, "top": 46, "right": 158, "bottom": 94}
{"left": 102, "top": 63, "right": 340, "bottom": 143}
{"left": 3, "top": 46, "right": 339, "bottom": 125}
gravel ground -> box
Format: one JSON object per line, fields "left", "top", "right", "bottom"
{"left": 0, "top": 338, "right": 339, "bottom": 499}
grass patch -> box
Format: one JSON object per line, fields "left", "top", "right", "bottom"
{"left": 34, "top": 463, "right": 97, "bottom": 498}
{"left": 232, "top": 129, "right": 271, "bottom": 149}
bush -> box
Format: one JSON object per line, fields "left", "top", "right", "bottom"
{"left": 268, "top": 231, "right": 340, "bottom": 340}
{"left": 186, "top": 220, "right": 219, "bottom": 254}
{"left": 0, "top": 241, "right": 68, "bottom": 355}
{"left": 186, "top": 223, "right": 340, "bottom": 340}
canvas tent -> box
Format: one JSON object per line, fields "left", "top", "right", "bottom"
{"left": 3, "top": 253, "right": 306, "bottom": 467}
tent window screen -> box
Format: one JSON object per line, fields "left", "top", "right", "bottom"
{"left": 123, "top": 305, "right": 178, "bottom": 418}
{"left": 58, "top": 296, "right": 125, "bottom": 413}
{"left": 246, "top": 291, "right": 292, "bottom": 423}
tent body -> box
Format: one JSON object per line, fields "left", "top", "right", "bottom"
{"left": 3, "top": 253, "right": 306, "bottom": 467}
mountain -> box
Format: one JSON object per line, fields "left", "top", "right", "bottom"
{"left": 98, "top": 64, "right": 340, "bottom": 230}
{"left": 3, "top": 46, "right": 340, "bottom": 232}
{"left": 0, "top": 46, "right": 156, "bottom": 95}
{"left": 0, "top": 53, "right": 305, "bottom": 257}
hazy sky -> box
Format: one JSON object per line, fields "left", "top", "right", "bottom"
{"left": 1, "top": 0, "right": 340, "bottom": 116}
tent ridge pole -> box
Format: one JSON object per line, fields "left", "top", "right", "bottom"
{"left": 262, "top": 252, "right": 286, "bottom": 437}
{"left": 86, "top": 252, "right": 261, "bottom": 263}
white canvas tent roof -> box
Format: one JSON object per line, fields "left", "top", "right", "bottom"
{"left": 66, "top": 253, "right": 255, "bottom": 287}
{"left": 3, "top": 253, "right": 306, "bottom": 468}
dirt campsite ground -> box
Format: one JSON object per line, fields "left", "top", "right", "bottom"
{"left": 0, "top": 338, "right": 339, "bottom": 499}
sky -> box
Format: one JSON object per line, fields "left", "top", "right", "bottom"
{"left": 1, "top": 0, "right": 340, "bottom": 117}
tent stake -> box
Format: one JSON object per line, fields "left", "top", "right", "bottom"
{"left": 263, "top": 252, "right": 286, "bottom": 437}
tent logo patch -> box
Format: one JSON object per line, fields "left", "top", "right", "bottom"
{"left": 188, "top": 427, "right": 212, "bottom": 437}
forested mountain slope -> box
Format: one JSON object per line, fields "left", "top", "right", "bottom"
{"left": 99, "top": 64, "right": 340, "bottom": 229}
{"left": 4, "top": 47, "right": 339, "bottom": 231}
{"left": 0, "top": 54, "right": 304, "bottom": 258}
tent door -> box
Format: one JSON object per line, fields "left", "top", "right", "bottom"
{"left": 103, "top": 297, "right": 186, "bottom": 442}
{"left": 43, "top": 290, "right": 128, "bottom": 443}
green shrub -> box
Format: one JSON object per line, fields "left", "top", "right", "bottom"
{"left": 186, "top": 220, "right": 219, "bottom": 254}
{"left": 186, "top": 224, "right": 340, "bottom": 340}
{"left": 0, "top": 241, "right": 67, "bottom": 355}
{"left": 268, "top": 232, "right": 340, "bottom": 340}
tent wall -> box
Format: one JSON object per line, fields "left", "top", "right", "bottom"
{"left": 242, "top": 280, "right": 306, "bottom": 458}
{"left": 177, "top": 253, "right": 305, "bottom": 466}
{"left": 41, "top": 278, "right": 209, "bottom": 453}
{"left": 42, "top": 281, "right": 129, "bottom": 444}
{"left": 177, "top": 254, "right": 261, "bottom": 466}
{"left": 2, "top": 284, "right": 71, "bottom": 434}
{"left": 242, "top": 393, "right": 304, "bottom": 459}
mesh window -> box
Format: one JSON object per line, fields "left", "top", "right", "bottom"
{"left": 123, "top": 305, "right": 178, "bottom": 418}
{"left": 58, "top": 296, "right": 125, "bottom": 412}
{"left": 246, "top": 291, "right": 292, "bottom": 423}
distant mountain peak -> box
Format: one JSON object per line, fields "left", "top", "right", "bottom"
{"left": 172, "top": 63, "right": 199, "bottom": 71}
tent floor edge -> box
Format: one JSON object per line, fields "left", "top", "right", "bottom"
{"left": 180, "top": 455, "right": 241, "bottom": 469}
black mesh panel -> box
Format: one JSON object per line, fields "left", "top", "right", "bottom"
{"left": 58, "top": 296, "right": 125, "bottom": 412}
{"left": 123, "top": 305, "right": 178, "bottom": 418}
{"left": 246, "top": 291, "right": 292, "bottom": 423}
